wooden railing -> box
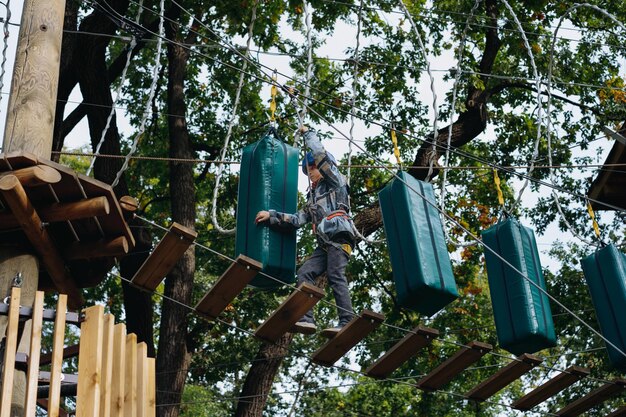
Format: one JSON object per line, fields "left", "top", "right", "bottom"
{"left": 0, "top": 287, "right": 155, "bottom": 416}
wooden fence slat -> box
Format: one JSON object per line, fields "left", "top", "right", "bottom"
{"left": 124, "top": 334, "right": 138, "bottom": 417}
{"left": 48, "top": 294, "right": 68, "bottom": 417}
{"left": 136, "top": 342, "right": 148, "bottom": 417}
{"left": 99, "top": 314, "right": 114, "bottom": 417}
{"left": 416, "top": 341, "right": 493, "bottom": 391}
{"left": 110, "top": 324, "right": 126, "bottom": 417}
{"left": 147, "top": 357, "right": 156, "bottom": 417}
{"left": 24, "top": 291, "right": 44, "bottom": 417}
{"left": 0, "top": 287, "right": 21, "bottom": 416}
{"left": 76, "top": 305, "right": 105, "bottom": 417}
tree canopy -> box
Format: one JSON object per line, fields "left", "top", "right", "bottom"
{"left": 47, "top": 0, "right": 626, "bottom": 416}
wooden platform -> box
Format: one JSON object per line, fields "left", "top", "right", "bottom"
{"left": 512, "top": 365, "right": 590, "bottom": 411}
{"left": 195, "top": 255, "right": 262, "bottom": 319}
{"left": 416, "top": 341, "right": 492, "bottom": 391}
{"left": 555, "top": 379, "right": 626, "bottom": 417}
{"left": 465, "top": 353, "right": 542, "bottom": 401}
{"left": 0, "top": 152, "right": 137, "bottom": 306}
{"left": 312, "top": 310, "right": 385, "bottom": 367}
{"left": 131, "top": 222, "right": 197, "bottom": 290}
{"left": 365, "top": 326, "right": 438, "bottom": 379}
{"left": 255, "top": 282, "right": 325, "bottom": 342}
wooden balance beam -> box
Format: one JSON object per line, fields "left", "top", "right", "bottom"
{"left": 195, "top": 255, "right": 262, "bottom": 319}
{"left": 511, "top": 365, "right": 590, "bottom": 411}
{"left": 312, "top": 310, "right": 385, "bottom": 367}
{"left": 416, "top": 341, "right": 493, "bottom": 391}
{"left": 465, "top": 353, "right": 543, "bottom": 402}
{"left": 365, "top": 326, "right": 439, "bottom": 379}
{"left": 131, "top": 222, "right": 197, "bottom": 290}
{"left": 255, "top": 282, "right": 325, "bottom": 342}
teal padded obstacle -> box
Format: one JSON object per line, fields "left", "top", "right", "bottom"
{"left": 482, "top": 218, "right": 557, "bottom": 355}
{"left": 581, "top": 244, "right": 626, "bottom": 372}
{"left": 235, "top": 130, "right": 299, "bottom": 289}
{"left": 379, "top": 171, "right": 459, "bottom": 316}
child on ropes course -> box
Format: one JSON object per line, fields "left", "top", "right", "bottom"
{"left": 255, "top": 125, "right": 356, "bottom": 337}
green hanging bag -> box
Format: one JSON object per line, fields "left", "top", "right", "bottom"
{"left": 379, "top": 171, "right": 459, "bottom": 316}
{"left": 482, "top": 217, "right": 557, "bottom": 355}
{"left": 235, "top": 129, "right": 299, "bottom": 288}
{"left": 581, "top": 244, "right": 626, "bottom": 372}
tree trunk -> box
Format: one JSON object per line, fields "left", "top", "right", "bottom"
{"left": 156, "top": 12, "right": 196, "bottom": 417}
{"left": 234, "top": 333, "right": 295, "bottom": 417}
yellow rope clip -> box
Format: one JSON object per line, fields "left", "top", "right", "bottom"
{"left": 269, "top": 73, "right": 278, "bottom": 122}
{"left": 493, "top": 169, "right": 504, "bottom": 206}
{"left": 391, "top": 127, "right": 402, "bottom": 166}
{"left": 586, "top": 201, "right": 601, "bottom": 238}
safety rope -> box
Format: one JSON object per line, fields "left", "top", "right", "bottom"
{"left": 87, "top": 0, "right": 144, "bottom": 176}
{"left": 111, "top": 0, "right": 165, "bottom": 187}
{"left": 347, "top": 0, "right": 364, "bottom": 187}
{"left": 0, "top": 0, "right": 10, "bottom": 126}
{"left": 293, "top": 0, "right": 314, "bottom": 145}
{"left": 210, "top": 0, "right": 259, "bottom": 235}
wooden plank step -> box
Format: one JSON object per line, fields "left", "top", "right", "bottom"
{"left": 416, "top": 341, "right": 493, "bottom": 391}
{"left": 607, "top": 406, "right": 626, "bottom": 417}
{"left": 365, "top": 326, "right": 439, "bottom": 379}
{"left": 512, "top": 365, "right": 590, "bottom": 411}
{"left": 131, "top": 222, "right": 197, "bottom": 290}
{"left": 312, "top": 310, "right": 385, "bottom": 367}
{"left": 255, "top": 282, "right": 325, "bottom": 342}
{"left": 195, "top": 255, "right": 262, "bottom": 319}
{"left": 465, "top": 353, "right": 543, "bottom": 401}
{"left": 555, "top": 379, "right": 626, "bottom": 417}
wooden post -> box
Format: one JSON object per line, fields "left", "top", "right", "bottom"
{"left": 1, "top": 0, "right": 69, "bottom": 413}
{"left": 0, "top": 287, "right": 21, "bottom": 416}
{"left": 48, "top": 295, "right": 68, "bottom": 417}
{"left": 76, "top": 305, "right": 105, "bottom": 417}
{"left": 24, "top": 291, "right": 44, "bottom": 417}
{"left": 110, "top": 324, "right": 127, "bottom": 417}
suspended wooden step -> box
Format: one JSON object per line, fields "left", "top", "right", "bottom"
{"left": 607, "top": 405, "right": 626, "bottom": 417}
{"left": 417, "top": 341, "right": 492, "bottom": 391}
{"left": 465, "top": 353, "right": 542, "bottom": 402}
{"left": 512, "top": 365, "right": 590, "bottom": 411}
{"left": 312, "top": 310, "right": 385, "bottom": 367}
{"left": 555, "top": 379, "right": 626, "bottom": 417}
{"left": 255, "top": 282, "right": 325, "bottom": 342}
{"left": 195, "top": 255, "right": 262, "bottom": 319}
{"left": 131, "top": 222, "right": 197, "bottom": 290}
{"left": 365, "top": 326, "right": 439, "bottom": 379}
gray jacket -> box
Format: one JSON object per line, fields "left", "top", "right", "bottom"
{"left": 268, "top": 130, "right": 354, "bottom": 246}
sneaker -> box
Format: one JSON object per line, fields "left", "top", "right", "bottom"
{"left": 291, "top": 321, "right": 317, "bottom": 335}
{"left": 321, "top": 326, "right": 343, "bottom": 338}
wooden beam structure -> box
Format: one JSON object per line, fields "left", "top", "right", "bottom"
{"left": 0, "top": 174, "right": 83, "bottom": 307}
{"left": 512, "top": 365, "right": 590, "bottom": 411}
{"left": 131, "top": 222, "right": 197, "bottom": 290}
{"left": 312, "top": 310, "right": 385, "bottom": 367}
{"left": 465, "top": 353, "right": 542, "bottom": 402}
{"left": 255, "top": 282, "right": 324, "bottom": 342}
{"left": 0, "top": 287, "right": 21, "bottom": 416}
{"left": 195, "top": 255, "right": 262, "bottom": 319}
{"left": 24, "top": 291, "right": 44, "bottom": 417}
{"left": 555, "top": 379, "right": 626, "bottom": 417}
{"left": 416, "top": 341, "right": 493, "bottom": 391}
{"left": 0, "top": 165, "right": 61, "bottom": 186}
{"left": 365, "top": 326, "right": 439, "bottom": 379}
{"left": 48, "top": 294, "right": 68, "bottom": 417}
{"left": 63, "top": 236, "right": 129, "bottom": 260}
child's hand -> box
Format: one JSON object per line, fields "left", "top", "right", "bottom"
{"left": 255, "top": 210, "right": 270, "bottom": 224}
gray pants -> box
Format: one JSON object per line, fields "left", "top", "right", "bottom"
{"left": 297, "top": 245, "right": 354, "bottom": 326}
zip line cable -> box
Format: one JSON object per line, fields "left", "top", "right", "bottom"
{"left": 110, "top": 0, "right": 165, "bottom": 188}
{"left": 87, "top": 0, "right": 144, "bottom": 176}
{"left": 210, "top": 0, "right": 259, "bottom": 235}
{"left": 104, "top": 0, "right": 626, "bottom": 216}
